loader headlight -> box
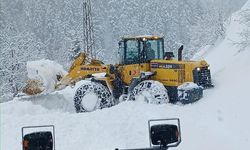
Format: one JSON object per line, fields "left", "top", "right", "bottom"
{"left": 207, "top": 67, "right": 210, "bottom": 70}
{"left": 197, "top": 67, "right": 201, "bottom": 71}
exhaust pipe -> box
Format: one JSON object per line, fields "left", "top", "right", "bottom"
{"left": 178, "top": 45, "right": 183, "bottom": 61}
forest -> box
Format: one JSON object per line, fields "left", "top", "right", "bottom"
{"left": 0, "top": 0, "right": 248, "bottom": 101}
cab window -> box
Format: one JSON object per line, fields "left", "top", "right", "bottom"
{"left": 124, "top": 40, "right": 139, "bottom": 64}
{"left": 140, "top": 39, "right": 164, "bottom": 63}
{"left": 144, "top": 39, "right": 164, "bottom": 61}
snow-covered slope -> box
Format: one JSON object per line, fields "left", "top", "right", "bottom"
{"left": 1, "top": 1, "right": 250, "bottom": 150}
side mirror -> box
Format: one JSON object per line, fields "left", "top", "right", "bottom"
{"left": 118, "top": 41, "right": 124, "bottom": 48}
{"left": 23, "top": 131, "right": 53, "bottom": 150}
{"left": 22, "top": 125, "right": 55, "bottom": 150}
{"left": 164, "top": 52, "right": 175, "bottom": 60}
{"left": 149, "top": 118, "right": 181, "bottom": 148}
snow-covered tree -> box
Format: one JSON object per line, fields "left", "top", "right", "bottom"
{"left": 0, "top": 0, "right": 248, "bottom": 101}
{"left": 69, "top": 39, "right": 81, "bottom": 61}
{"left": 0, "top": 26, "right": 44, "bottom": 101}
{"left": 237, "top": 8, "right": 250, "bottom": 51}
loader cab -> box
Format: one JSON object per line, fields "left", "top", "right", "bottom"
{"left": 118, "top": 36, "right": 165, "bottom": 65}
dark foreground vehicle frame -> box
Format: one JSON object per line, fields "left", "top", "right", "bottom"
{"left": 22, "top": 125, "right": 55, "bottom": 150}
{"left": 116, "top": 118, "right": 181, "bottom": 150}
{"left": 21, "top": 119, "right": 181, "bottom": 150}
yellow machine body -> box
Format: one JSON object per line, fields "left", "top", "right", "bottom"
{"left": 59, "top": 35, "right": 211, "bottom": 91}
{"left": 150, "top": 59, "right": 209, "bottom": 87}
{"left": 55, "top": 53, "right": 111, "bottom": 89}
{"left": 118, "top": 63, "right": 150, "bottom": 85}
{"left": 116, "top": 60, "right": 209, "bottom": 86}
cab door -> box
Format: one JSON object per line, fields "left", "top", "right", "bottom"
{"left": 120, "top": 40, "right": 140, "bottom": 85}
{"left": 120, "top": 39, "right": 153, "bottom": 85}
{"left": 120, "top": 39, "right": 144, "bottom": 85}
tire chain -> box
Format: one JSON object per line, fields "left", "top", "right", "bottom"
{"left": 74, "top": 82, "right": 113, "bottom": 113}
{"left": 129, "top": 80, "right": 169, "bottom": 104}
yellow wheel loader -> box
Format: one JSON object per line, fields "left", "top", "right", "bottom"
{"left": 23, "top": 35, "right": 213, "bottom": 113}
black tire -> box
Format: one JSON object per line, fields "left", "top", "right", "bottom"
{"left": 74, "top": 82, "right": 113, "bottom": 113}
{"left": 129, "top": 80, "right": 169, "bottom": 104}
{"left": 177, "top": 82, "right": 203, "bottom": 104}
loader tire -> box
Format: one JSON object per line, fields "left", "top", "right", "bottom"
{"left": 129, "top": 80, "right": 169, "bottom": 104}
{"left": 177, "top": 82, "right": 203, "bottom": 104}
{"left": 74, "top": 82, "right": 113, "bottom": 113}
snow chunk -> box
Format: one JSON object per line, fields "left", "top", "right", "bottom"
{"left": 177, "top": 82, "right": 200, "bottom": 91}
{"left": 26, "top": 59, "right": 67, "bottom": 93}
{"left": 81, "top": 93, "right": 98, "bottom": 111}
{"left": 92, "top": 72, "right": 106, "bottom": 78}
{"left": 141, "top": 71, "right": 154, "bottom": 76}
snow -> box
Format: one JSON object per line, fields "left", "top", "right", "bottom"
{"left": 80, "top": 93, "right": 99, "bottom": 111}
{"left": 91, "top": 72, "right": 107, "bottom": 78}
{"left": 26, "top": 59, "right": 67, "bottom": 93}
{"left": 123, "top": 35, "right": 163, "bottom": 39}
{"left": 177, "top": 82, "right": 200, "bottom": 90}
{"left": 141, "top": 71, "right": 154, "bottom": 76}
{"left": 1, "top": 2, "right": 250, "bottom": 150}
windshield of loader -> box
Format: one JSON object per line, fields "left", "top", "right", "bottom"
{"left": 143, "top": 39, "right": 164, "bottom": 62}
{"left": 120, "top": 38, "right": 164, "bottom": 65}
